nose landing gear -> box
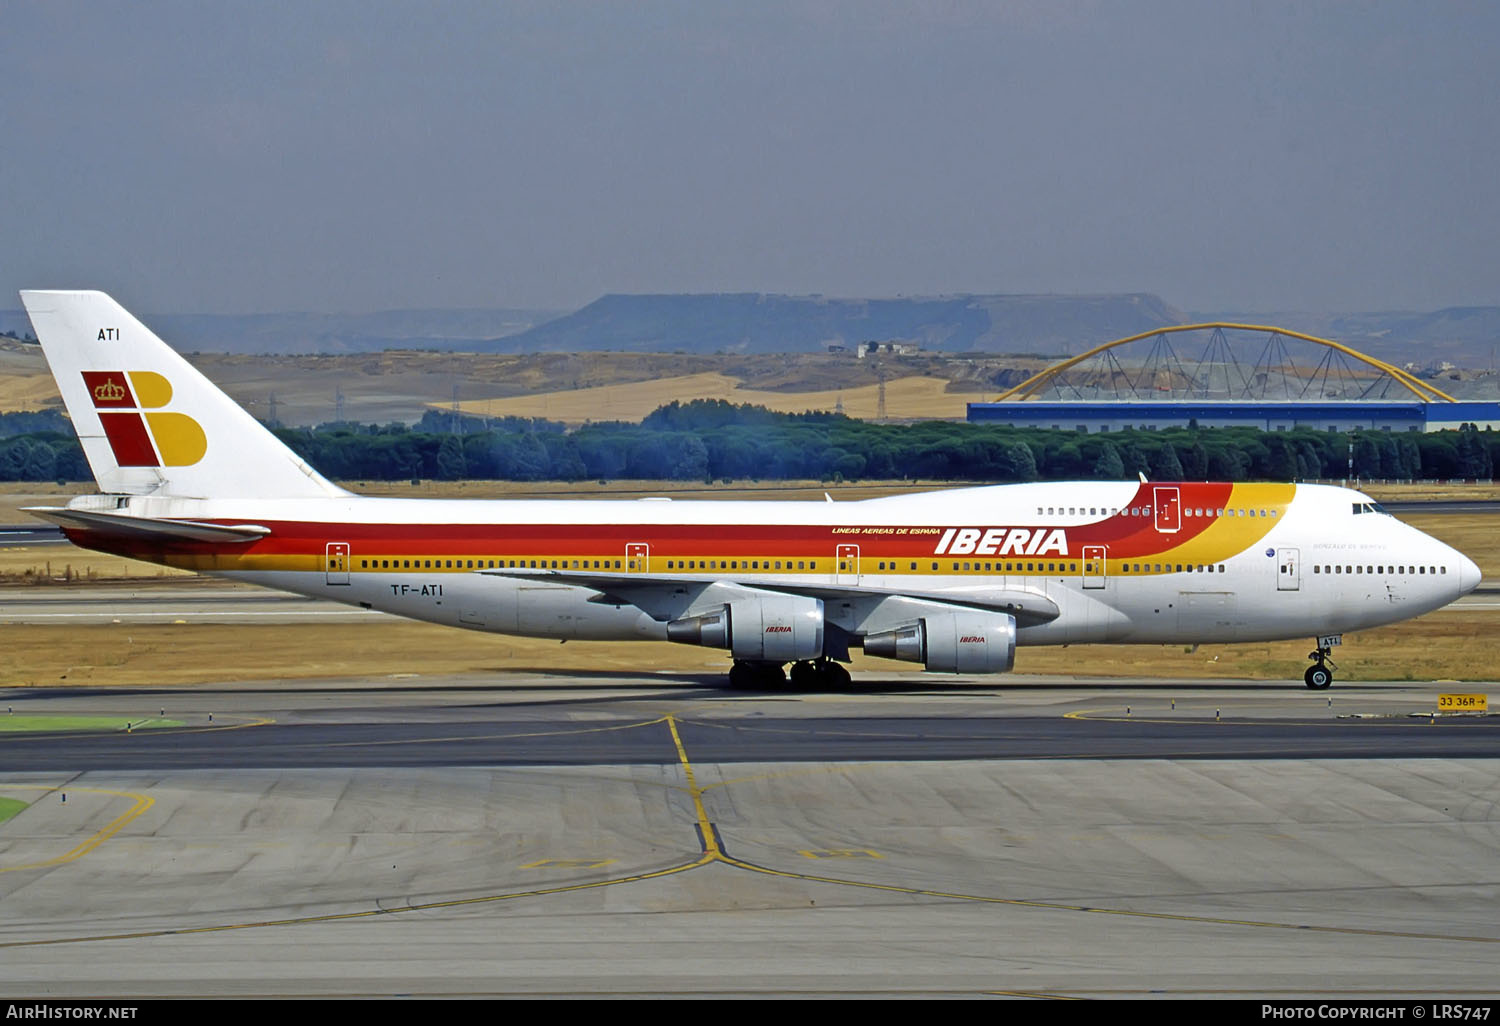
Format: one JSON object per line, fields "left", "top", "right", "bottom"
{"left": 1304, "top": 644, "right": 1337, "bottom": 689}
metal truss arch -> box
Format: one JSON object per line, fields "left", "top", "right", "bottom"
{"left": 994, "top": 323, "right": 1455, "bottom": 404}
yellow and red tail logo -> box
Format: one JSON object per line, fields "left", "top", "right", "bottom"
{"left": 81, "top": 371, "right": 207, "bottom": 467}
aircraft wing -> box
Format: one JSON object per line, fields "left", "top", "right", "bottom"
{"left": 477, "top": 566, "right": 1059, "bottom": 626}
{"left": 21, "top": 506, "right": 271, "bottom": 544}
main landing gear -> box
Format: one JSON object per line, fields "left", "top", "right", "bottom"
{"left": 790, "top": 658, "right": 852, "bottom": 690}
{"left": 729, "top": 658, "right": 851, "bottom": 690}
{"left": 1304, "top": 644, "right": 1337, "bottom": 690}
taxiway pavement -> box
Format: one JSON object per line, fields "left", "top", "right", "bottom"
{"left": 1, "top": 676, "right": 1497, "bottom": 998}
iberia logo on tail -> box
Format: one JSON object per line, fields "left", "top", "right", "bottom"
{"left": 81, "top": 371, "right": 207, "bottom": 467}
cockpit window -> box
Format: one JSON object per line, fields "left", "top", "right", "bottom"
{"left": 1352, "top": 502, "right": 1391, "bottom": 516}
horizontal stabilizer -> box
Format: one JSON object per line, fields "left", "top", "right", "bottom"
{"left": 22, "top": 506, "right": 270, "bottom": 544}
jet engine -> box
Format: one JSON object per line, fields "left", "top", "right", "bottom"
{"left": 863, "top": 612, "right": 1016, "bottom": 674}
{"left": 666, "top": 595, "right": 825, "bottom": 663}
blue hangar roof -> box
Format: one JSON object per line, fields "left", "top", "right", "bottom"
{"left": 965, "top": 400, "right": 1500, "bottom": 432}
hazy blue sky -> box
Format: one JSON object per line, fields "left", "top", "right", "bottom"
{"left": 3, "top": 1, "right": 1497, "bottom": 314}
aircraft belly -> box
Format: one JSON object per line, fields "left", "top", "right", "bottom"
{"left": 1175, "top": 591, "right": 1241, "bottom": 642}
{"left": 227, "top": 571, "right": 663, "bottom": 641}
{"left": 1017, "top": 585, "right": 1130, "bottom": 645}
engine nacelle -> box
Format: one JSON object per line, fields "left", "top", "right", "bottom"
{"left": 667, "top": 595, "right": 825, "bottom": 663}
{"left": 863, "top": 612, "right": 1016, "bottom": 674}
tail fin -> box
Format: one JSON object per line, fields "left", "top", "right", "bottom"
{"left": 20, "top": 290, "right": 346, "bottom": 499}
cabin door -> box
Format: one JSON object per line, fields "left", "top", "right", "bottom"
{"left": 1277, "top": 547, "right": 1301, "bottom": 591}
{"left": 1081, "top": 545, "right": 1107, "bottom": 590}
{"left": 1153, "top": 486, "right": 1181, "bottom": 534}
{"left": 325, "top": 542, "right": 350, "bottom": 586}
{"left": 626, "top": 542, "right": 650, "bottom": 573}
{"left": 835, "top": 544, "right": 860, "bottom": 585}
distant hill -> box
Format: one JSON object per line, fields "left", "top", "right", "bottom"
{"left": 0, "top": 307, "right": 561, "bottom": 355}
{"left": 5, "top": 294, "right": 1497, "bottom": 363}
{"left": 477, "top": 292, "right": 1187, "bottom": 355}
{"left": 1193, "top": 307, "right": 1500, "bottom": 367}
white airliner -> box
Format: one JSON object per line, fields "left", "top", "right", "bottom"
{"left": 18, "top": 290, "right": 1482, "bottom": 689}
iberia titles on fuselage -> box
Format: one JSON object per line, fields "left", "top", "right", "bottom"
{"left": 17, "top": 290, "right": 1481, "bottom": 689}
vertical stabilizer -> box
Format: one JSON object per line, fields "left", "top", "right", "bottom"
{"left": 20, "top": 290, "right": 347, "bottom": 499}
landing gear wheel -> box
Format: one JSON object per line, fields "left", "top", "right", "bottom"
{"left": 729, "top": 660, "right": 787, "bottom": 689}
{"left": 1303, "top": 642, "right": 1338, "bottom": 690}
{"left": 789, "top": 661, "right": 817, "bottom": 688}
{"left": 1304, "top": 664, "right": 1333, "bottom": 690}
{"left": 815, "top": 659, "right": 852, "bottom": 690}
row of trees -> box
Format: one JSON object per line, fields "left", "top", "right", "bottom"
{"left": 2, "top": 399, "right": 1496, "bottom": 483}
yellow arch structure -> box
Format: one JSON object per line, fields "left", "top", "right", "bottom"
{"left": 994, "top": 322, "right": 1456, "bottom": 403}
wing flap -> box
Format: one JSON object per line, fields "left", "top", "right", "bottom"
{"left": 478, "top": 567, "right": 1059, "bottom": 625}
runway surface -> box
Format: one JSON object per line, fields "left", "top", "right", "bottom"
{"left": 1, "top": 674, "right": 1498, "bottom": 998}
{"left": 1, "top": 683, "right": 1497, "bottom": 771}
{"left": 0, "top": 583, "right": 385, "bottom": 624}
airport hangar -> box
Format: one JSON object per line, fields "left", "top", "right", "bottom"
{"left": 965, "top": 322, "right": 1500, "bottom": 432}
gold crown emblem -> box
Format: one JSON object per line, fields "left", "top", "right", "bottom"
{"left": 93, "top": 380, "right": 126, "bottom": 402}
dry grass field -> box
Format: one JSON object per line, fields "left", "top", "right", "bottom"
{"left": 0, "top": 609, "right": 1489, "bottom": 689}
{"left": 452, "top": 372, "right": 968, "bottom": 424}
{"left": 0, "top": 341, "right": 1009, "bottom": 425}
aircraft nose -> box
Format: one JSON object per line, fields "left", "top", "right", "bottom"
{"left": 1458, "top": 552, "right": 1482, "bottom": 595}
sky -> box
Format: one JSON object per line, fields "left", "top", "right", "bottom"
{"left": 2, "top": 0, "right": 1497, "bottom": 315}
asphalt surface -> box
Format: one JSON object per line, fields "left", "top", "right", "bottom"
{"left": 1, "top": 691, "right": 1496, "bottom": 771}
{"left": 2, "top": 676, "right": 1498, "bottom": 998}
{"left": 0, "top": 524, "right": 62, "bottom": 545}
